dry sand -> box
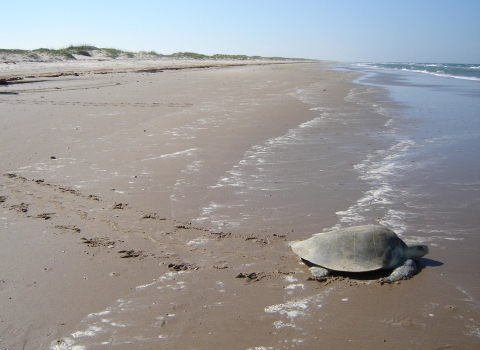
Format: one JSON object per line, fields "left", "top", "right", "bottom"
{"left": 0, "top": 59, "right": 478, "bottom": 349}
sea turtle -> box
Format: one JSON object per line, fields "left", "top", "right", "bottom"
{"left": 291, "top": 225, "right": 429, "bottom": 284}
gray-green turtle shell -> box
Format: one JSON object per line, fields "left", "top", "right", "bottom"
{"left": 291, "top": 225, "right": 407, "bottom": 272}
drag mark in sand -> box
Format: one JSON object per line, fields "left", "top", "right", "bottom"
{"left": 453, "top": 285, "right": 480, "bottom": 339}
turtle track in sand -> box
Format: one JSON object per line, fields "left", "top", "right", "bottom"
{"left": 0, "top": 172, "right": 296, "bottom": 279}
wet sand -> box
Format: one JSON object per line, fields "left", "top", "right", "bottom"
{"left": 1, "top": 61, "right": 479, "bottom": 349}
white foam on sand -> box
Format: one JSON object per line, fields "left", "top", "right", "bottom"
{"left": 71, "top": 326, "right": 103, "bottom": 338}
{"left": 332, "top": 136, "right": 425, "bottom": 233}
{"left": 50, "top": 270, "right": 191, "bottom": 349}
{"left": 141, "top": 147, "right": 198, "bottom": 161}
{"left": 264, "top": 289, "right": 332, "bottom": 330}
{"left": 187, "top": 237, "right": 210, "bottom": 245}
{"left": 284, "top": 275, "right": 298, "bottom": 283}
{"left": 194, "top": 109, "right": 330, "bottom": 230}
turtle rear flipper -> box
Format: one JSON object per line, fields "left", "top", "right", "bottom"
{"left": 380, "top": 259, "right": 418, "bottom": 284}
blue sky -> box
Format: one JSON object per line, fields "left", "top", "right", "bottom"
{"left": 2, "top": 0, "right": 479, "bottom": 63}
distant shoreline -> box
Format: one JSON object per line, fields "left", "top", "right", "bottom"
{"left": 0, "top": 45, "right": 314, "bottom": 63}
{"left": 0, "top": 45, "right": 320, "bottom": 83}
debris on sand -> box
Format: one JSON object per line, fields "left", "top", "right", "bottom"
{"left": 167, "top": 262, "right": 199, "bottom": 271}
{"left": 81, "top": 237, "right": 117, "bottom": 248}
{"left": 36, "top": 213, "right": 54, "bottom": 220}
{"left": 10, "top": 202, "right": 29, "bottom": 213}
{"left": 112, "top": 202, "right": 127, "bottom": 209}
{"left": 55, "top": 225, "right": 81, "bottom": 234}
{"left": 141, "top": 212, "right": 166, "bottom": 220}
{"left": 235, "top": 272, "right": 265, "bottom": 282}
{"left": 118, "top": 249, "right": 142, "bottom": 258}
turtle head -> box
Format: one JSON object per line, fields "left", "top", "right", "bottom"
{"left": 406, "top": 244, "right": 429, "bottom": 260}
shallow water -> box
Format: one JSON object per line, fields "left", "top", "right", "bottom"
{"left": 340, "top": 65, "right": 480, "bottom": 238}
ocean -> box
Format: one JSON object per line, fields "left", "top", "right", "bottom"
{"left": 355, "top": 62, "right": 480, "bottom": 81}
{"left": 336, "top": 62, "right": 480, "bottom": 237}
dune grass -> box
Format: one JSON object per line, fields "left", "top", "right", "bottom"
{"left": 0, "top": 45, "right": 311, "bottom": 61}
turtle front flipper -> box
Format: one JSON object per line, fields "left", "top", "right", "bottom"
{"left": 307, "top": 266, "right": 330, "bottom": 281}
{"left": 380, "top": 259, "right": 418, "bottom": 284}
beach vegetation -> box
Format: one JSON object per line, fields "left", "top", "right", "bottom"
{"left": 0, "top": 46, "right": 313, "bottom": 62}
{"left": 212, "top": 54, "right": 249, "bottom": 60}
{"left": 32, "top": 48, "right": 75, "bottom": 60}
{"left": 0, "top": 48, "right": 29, "bottom": 54}
{"left": 65, "top": 45, "right": 97, "bottom": 56}
{"left": 148, "top": 50, "right": 162, "bottom": 56}
{"left": 102, "top": 48, "right": 122, "bottom": 58}
{"left": 76, "top": 50, "right": 91, "bottom": 57}
{"left": 170, "top": 52, "right": 209, "bottom": 59}
{"left": 27, "top": 52, "right": 40, "bottom": 60}
{"left": 66, "top": 45, "right": 99, "bottom": 51}
{"left": 59, "top": 50, "right": 76, "bottom": 60}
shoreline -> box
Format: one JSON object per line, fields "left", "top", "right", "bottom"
{"left": 1, "top": 60, "right": 477, "bottom": 349}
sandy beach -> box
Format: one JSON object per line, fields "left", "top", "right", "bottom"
{"left": 1, "top": 58, "right": 479, "bottom": 350}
